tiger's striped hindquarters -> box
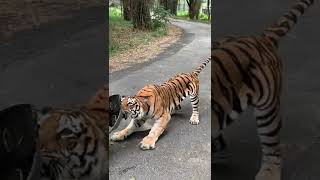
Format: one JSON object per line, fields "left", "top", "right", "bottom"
{"left": 110, "top": 57, "right": 211, "bottom": 150}
{"left": 212, "top": 0, "right": 314, "bottom": 179}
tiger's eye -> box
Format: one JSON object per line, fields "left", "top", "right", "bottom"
{"left": 66, "top": 138, "right": 77, "bottom": 150}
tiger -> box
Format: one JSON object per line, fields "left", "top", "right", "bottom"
{"left": 110, "top": 57, "right": 211, "bottom": 150}
{"left": 37, "top": 85, "right": 109, "bottom": 180}
{"left": 211, "top": 0, "right": 314, "bottom": 179}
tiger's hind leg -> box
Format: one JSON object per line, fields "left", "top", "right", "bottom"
{"left": 110, "top": 118, "right": 150, "bottom": 141}
{"left": 189, "top": 94, "right": 200, "bottom": 125}
{"left": 171, "top": 105, "right": 181, "bottom": 116}
{"left": 213, "top": 134, "right": 231, "bottom": 163}
{"left": 140, "top": 112, "right": 171, "bottom": 150}
{"left": 213, "top": 134, "right": 227, "bottom": 153}
{"left": 254, "top": 99, "right": 281, "bottom": 180}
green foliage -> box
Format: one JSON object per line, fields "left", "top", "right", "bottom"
{"left": 109, "top": 7, "right": 169, "bottom": 57}
{"left": 109, "top": 7, "right": 122, "bottom": 18}
{"left": 109, "top": 7, "right": 132, "bottom": 56}
{"left": 199, "top": 13, "right": 209, "bottom": 20}
{"left": 151, "top": 6, "right": 171, "bottom": 29}
{"left": 176, "top": 10, "right": 210, "bottom": 23}
{"left": 177, "top": 11, "right": 189, "bottom": 17}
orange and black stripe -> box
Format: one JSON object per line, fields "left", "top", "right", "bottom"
{"left": 212, "top": 0, "right": 315, "bottom": 176}
{"left": 262, "top": 0, "right": 314, "bottom": 46}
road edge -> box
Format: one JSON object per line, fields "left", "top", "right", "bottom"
{"left": 109, "top": 24, "right": 195, "bottom": 82}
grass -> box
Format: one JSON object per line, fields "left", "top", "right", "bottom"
{"left": 175, "top": 10, "right": 211, "bottom": 24}
{"left": 109, "top": 7, "right": 168, "bottom": 57}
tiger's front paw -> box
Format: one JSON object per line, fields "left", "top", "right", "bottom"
{"left": 255, "top": 163, "right": 281, "bottom": 180}
{"left": 110, "top": 130, "right": 128, "bottom": 141}
{"left": 189, "top": 113, "right": 200, "bottom": 125}
{"left": 139, "top": 136, "right": 156, "bottom": 150}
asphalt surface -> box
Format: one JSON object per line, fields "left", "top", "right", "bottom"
{"left": 109, "top": 20, "right": 211, "bottom": 180}
{"left": 0, "top": 8, "right": 107, "bottom": 109}
{"left": 213, "top": 0, "right": 320, "bottom": 180}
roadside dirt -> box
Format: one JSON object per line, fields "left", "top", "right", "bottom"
{"left": 0, "top": 0, "right": 103, "bottom": 40}
{"left": 109, "top": 24, "right": 183, "bottom": 73}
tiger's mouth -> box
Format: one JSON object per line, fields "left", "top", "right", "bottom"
{"left": 40, "top": 154, "right": 66, "bottom": 180}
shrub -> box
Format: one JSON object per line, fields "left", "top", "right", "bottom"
{"left": 199, "top": 13, "right": 209, "bottom": 20}
{"left": 109, "top": 7, "right": 122, "bottom": 18}
{"left": 151, "top": 6, "right": 171, "bottom": 29}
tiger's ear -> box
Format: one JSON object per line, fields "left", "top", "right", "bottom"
{"left": 120, "top": 96, "right": 126, "bottom": 102}
{"left": 36, "top": 106, "right": 54, "bottom": 125}
{"left": 40, "top": 106, "right": 53, "bottom": 114}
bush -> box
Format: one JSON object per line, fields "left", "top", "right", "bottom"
{"left": 199, "top": 13, "right": 209, "bottom": 20}
{"left": 177, "top": 11, "right": 189, "bottom": 17}
{"left": 109, "top": 7, "right": 122, "bottom": 18}
{"left": 151, "top": 6, "right": 171, "bottom": 29}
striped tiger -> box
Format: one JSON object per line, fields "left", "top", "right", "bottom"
{"left": 212, "top": 0, "right": 314, "bottom": 179}
{"left": 37, "top": 85, "right": 108, "bottom": 180}
{"left": 110, "top": 57, "right": 211, "bottom": 150}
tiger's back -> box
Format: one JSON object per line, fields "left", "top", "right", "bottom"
{"left": 135, "top": 72, "right": 200, "bottom": 118}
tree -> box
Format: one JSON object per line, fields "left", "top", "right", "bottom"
{"left": 207, "top": 0, "right": 210, "bottom": 20}
{"left": 122, "top": 0, "right": 132, "bottom": 21}
{"left": 159, "top": 0, "right": 178, "bottom": 15}
{"left": 132, "top": 0, "right": 152, "bottom": 30}
{"left": 24, "top": 0, "right": 40, "bottom": 29}
{"left": 186, "top": 0, "right": 201, "bottom": 20}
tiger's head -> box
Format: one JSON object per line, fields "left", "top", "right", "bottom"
{"left": 120, "top": 96, "right": 148, "bottom": 120}
{"left": 38, "top": 109, "right": 107, "bottom": 180}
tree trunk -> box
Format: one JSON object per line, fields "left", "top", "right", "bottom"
{"left": 160, "top": 0, "right": 177, "bottom": 15}
{"left": 170, "top": 0, "right": 178, "bottom": 15}
{"left": 186, "top": 0, "right": 201, "bottom": 20}
{"left": 123, "top": 0, "right": 132, "bottom": 21}
{"left": 24, "top": 0, "right": 40, "bottom": 29}
{"left": 159, "top": 0, "right": 168, "bottom": 9}
{"left": 132, "top": 0, "right": 152, "bottom": 30}
{"left": 195, "top": 0, "right": 201, "bottom": 20}
{"left": 207, "top": 0, "right": 210, "bottom": 20}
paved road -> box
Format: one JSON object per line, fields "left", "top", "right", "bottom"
{"left": 213, "top": 0, "right": 320, "bottom": 179}
{"left": 109, "top": 20, "right": 211, "bottom": 180}
{"left": 0, "top": 8, "right": 107, "bottom": 109}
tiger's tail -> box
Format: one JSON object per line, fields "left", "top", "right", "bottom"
{"left": 192, "top": 57, "right": 211, "bottom": 76}
{"left": 262, "top": 0, "right": 314, "bottom": 46}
